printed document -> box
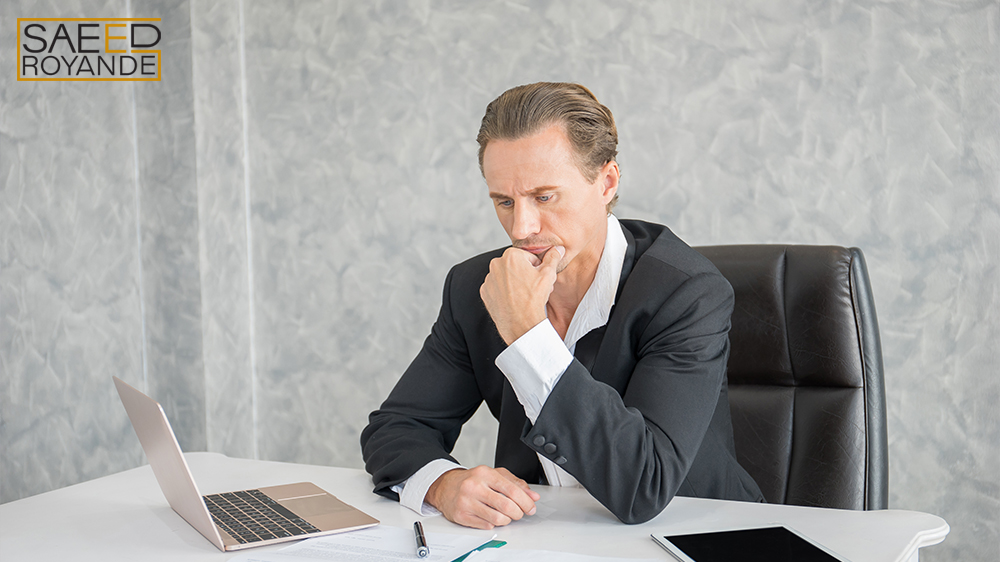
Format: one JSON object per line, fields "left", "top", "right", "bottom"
{"left": 228, "top": 525, "right": 494, "bottom": 562}
{"left": 461, "top": 550, "right": 658, "bottom": 562}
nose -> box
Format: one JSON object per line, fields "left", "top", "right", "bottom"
{"left": 510, "top": 203, "right": 540, "bottom": 241}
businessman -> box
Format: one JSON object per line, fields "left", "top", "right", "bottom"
{"left": 361, "top": 82, "right": 763, "bottom": 529}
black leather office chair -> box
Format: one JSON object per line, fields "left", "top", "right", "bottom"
{"left": 695, "top": 245, "right": 888, "bottom": 510}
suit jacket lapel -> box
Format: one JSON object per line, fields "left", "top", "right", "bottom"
{"left": 618, "top": 221, "right": 637, "bottom": 302}
{"left": 577, "top": 222, "right": 636, "bottom": 382}
{"left": 573, "top": 326, "right": 606, "bottom": 372}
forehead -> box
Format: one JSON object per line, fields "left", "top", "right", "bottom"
{"left": 482, "top": 125, "right": 587, "bottom": 192}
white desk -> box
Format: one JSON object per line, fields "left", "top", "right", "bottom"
{"left": 0, "top": 453, "right": 948, "bottom": 561}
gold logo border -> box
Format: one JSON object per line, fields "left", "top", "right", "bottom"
{"left": 17, "top": 18, "right": 162, "bottom": 82}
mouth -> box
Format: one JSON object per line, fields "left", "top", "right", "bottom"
{"left": 518, "top": 245, "right": 551, "bottom": 256}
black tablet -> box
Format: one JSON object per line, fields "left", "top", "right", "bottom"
{"left": 651, "top": 525, "right": 851, "bottom": 562}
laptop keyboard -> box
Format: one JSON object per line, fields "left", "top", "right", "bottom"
{"left": 203, "top": 489, "right": 320, "bottom": 544}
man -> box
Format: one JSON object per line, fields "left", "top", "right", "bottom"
{"left": 361, "top": 82, "right": 763, "bottom": 529}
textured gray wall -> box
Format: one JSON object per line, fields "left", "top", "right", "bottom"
{"left": 1, "top": 1, "right": 997, "bottom": 561}
{"left": 2, "top": 0, "right": 205, "bottom": 502}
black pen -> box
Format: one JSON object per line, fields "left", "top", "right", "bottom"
{"left": 414, "top": 520, "right": 430, "bottom": 558}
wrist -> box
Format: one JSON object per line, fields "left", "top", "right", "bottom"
{"left": 425, "top": 468, "right": 464, "bottom": 509}
{"left": 501, "top": 314, "right": 547, "bottom": 346}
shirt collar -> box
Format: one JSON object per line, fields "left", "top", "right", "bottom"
{"left": 563, "top": 214, "right": 627, "bottom": 348}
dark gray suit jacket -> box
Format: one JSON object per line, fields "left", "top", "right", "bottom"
{"left": 361, "top": 219, "right": 764, "bottom": 524}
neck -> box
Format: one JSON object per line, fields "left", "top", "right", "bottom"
{"left": 546, "top": 278, "right": 593, "bottom": 338}
{"left": 547, "top": 224, "right": 607, "bottom": 339}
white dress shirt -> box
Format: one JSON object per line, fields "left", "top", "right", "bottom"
{"left": 394, "top": 215, "right": 628, "bottom": 515}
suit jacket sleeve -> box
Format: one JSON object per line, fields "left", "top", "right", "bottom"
{"left": 522, "top": 255, "right": 737, "bottom": 524}
{"left": 359, "top": 266, "right": 483, "bottom": 501}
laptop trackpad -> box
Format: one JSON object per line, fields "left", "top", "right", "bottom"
{"left": 280, "top": 493, "right": 352, "bottom": 516}
{"left": 260, "top": 483, "right": 352, "bottom": 517}
{"left": 263, "top": 483, "right": 379, "bottom": 530}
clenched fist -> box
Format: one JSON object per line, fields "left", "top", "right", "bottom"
{"left": 480, "top": 246, "right": 565, "bottom": 345}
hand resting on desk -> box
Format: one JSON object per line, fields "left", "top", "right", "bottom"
{"left": 425, "top": 466, "right": 540, "bottom": 529}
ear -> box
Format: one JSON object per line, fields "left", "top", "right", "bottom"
{"left": 598, "top": 160, "right": 619, "bottom": 205}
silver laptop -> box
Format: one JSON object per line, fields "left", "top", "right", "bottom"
{"left": 113, "top": 376, "right": 378, "bottom": 551}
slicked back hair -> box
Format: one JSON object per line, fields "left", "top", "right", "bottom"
{"left": 476, "top": 82, "right": 619, "bottom": 213}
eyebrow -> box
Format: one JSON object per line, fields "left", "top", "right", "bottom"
{"left": 488, "top": 186, "right": 558, "bottom": 200}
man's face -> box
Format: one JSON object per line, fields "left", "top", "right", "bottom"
{"left": 482, "top": 124, "right": 618, "bottom": 280}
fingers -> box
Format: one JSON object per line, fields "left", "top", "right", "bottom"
{"left": 480, "top": 248, "right": 556, "bottom": 345}
{"left": 540, "top": 245, "right": 565, "bottom": 269}
{"left": 425, "top": 466, "right": 538, "bottom": 530}
{"left": 508, "top": 245, "right": 563, "bottom": 269}
{"left": 462, "top": 466, "right": 537, "bottom": 524}
{"left": 542, "top": 246, "right": 566, "bottom": 265}
{"left": 486, "top": 468, "right": 538, "bottom": 517}
{"left": 503, "top": 246, "right": 541, "bottom": 267}
{"left": 522, "top": 249, "right": 543, "bottom": 267}
{"left": 496, "top": 467, "right": 541, "bottom": 502}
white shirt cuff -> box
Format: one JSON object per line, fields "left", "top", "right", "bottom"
{"left": 495, "top": 319, "right": 574, "bottom": 424}
{"left": 391, "top": 458, "right": 465, "bottom": 516}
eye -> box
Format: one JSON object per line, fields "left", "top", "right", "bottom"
{"left": 496, "top": 199, "right": 513, "bottom": 208}
{"left": 537, "top": 194, "right": 552, "bottom": 202}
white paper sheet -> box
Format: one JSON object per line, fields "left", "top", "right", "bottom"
{"left": 228, "top": 525, "right": 494, "bottom": 562}
{"left": 465, "top": 549, "right": 659, "bottom": 562}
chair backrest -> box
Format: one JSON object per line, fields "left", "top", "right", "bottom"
{"left": 696, "top": 245, "right": 888, "bottom": 510}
